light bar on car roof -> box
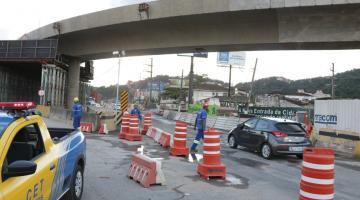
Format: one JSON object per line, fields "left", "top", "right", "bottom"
{"left": 0, "top": 102, "right": 36, "bottom": 110}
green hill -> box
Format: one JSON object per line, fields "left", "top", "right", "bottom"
{"left": 235, "top": 68, "right": 360, "bottom": 98}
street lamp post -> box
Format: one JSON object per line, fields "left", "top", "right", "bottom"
{"left": 113, "top": 50, "right": 126, "bottom": 113}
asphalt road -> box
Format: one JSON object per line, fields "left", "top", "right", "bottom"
{"left": 70, "top": 115, "right": 360, "bottom": 200}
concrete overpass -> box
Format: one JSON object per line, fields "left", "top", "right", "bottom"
{"left": 24, "top": 0, "right": 360, "bottom": 106}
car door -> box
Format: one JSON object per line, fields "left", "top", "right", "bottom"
{"left": 0, "top": 122, "right": 56, "bottom": 200}
{"left": 238, "top": 118, "right": 258, "bottom": 148}
{"left": 251, "top": 119, "right": 270, "bottom": 149}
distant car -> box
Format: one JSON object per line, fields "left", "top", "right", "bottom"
{"left": 227, "top": 117, "right": 312, "bottom": 159}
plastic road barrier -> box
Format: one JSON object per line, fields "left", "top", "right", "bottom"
{"left": 159, "top": 132, "right": 172, "bottom": 148}
{"left": 98, "top": 123, "right": 108, "bottom": 134}
{"left": 128, "top": 154, "right": 166, "bottom": 188}
{"left": 80, "top": 122, "right": 93, "bottom": 133}
{"left": 154, "top": 128, "right": 162, "bottom": 143}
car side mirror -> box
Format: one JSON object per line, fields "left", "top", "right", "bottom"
{"left": 238, "top": 123, "right": 245, "bottom": 129}
{"left": 4, "top": 160, "right": 37, "bottom": 179}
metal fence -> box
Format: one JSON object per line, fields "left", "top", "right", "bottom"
{"left": 162, "top": 110, "right": 244, "bottom": 131}
{"left": 0, "top": 39, "right": 57, "bottom": 59}
{"left": 0, "top": 65, "right": 40, "bottom": 102}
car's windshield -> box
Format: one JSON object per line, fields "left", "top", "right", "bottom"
{"left": 275, "top": 123, "right": 305, "bottom": 134}
{"left": 0, "top": 113, "right": 14, "bottom": 138}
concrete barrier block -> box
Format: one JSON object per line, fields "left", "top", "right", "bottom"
{"left": 315, "top": 0, "right": 332, "bottom": 5}
{"left": 285, "top": 0, "right": 301, "bottom": 7}
{"left": 300, "top": 0, "right": 316, "bottom": 6}
{"left": 354, "top": 142, "right": 360, "bottom": 158}
{"left": 270, "top": 0, "right": 285, "bottom": 7}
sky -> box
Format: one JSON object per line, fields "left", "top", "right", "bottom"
{"left": 1, "top": 0, "right": 359, "bottom": 87}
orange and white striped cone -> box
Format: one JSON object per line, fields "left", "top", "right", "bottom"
{"left": 141, "top": 113, "right": 152, "bottom": 135}
{"left": 124, "top": 114, "right": 142, "bottom": 141}
{"left": 118, "top": 114, "right": 130, "bottom": 139}
{"left": 299, "top": 148, "right": 335, "bottom": 200}
{"left": 170, "top": 121, "right": 189, "bottom": 156}
{"left": 197, "top": 128, "right": 226, "bottom": 180}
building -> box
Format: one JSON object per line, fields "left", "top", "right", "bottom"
{"left": 285, "top": 89, "right": 331, "bottom": 102}
{"left": 193, "top": 84, "right": 228, "bottom": 103}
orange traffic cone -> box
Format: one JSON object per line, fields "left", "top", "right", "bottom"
{"left": 142, "top": 113, "right": 152, "bottom": 135}
{"left": 124, "top": 114, "right": 142, "bottom": 141}
{"left": 118, "top": 114, "right": 129, "bottom": 139}
{"left": 299, "top": 148, "right": 335, "bottom": 200}
{"left": 170, "top": 121, "right": 189, "bottom": 156}
{"left": 197, "top": 128, "right": 226, "bottom": 179}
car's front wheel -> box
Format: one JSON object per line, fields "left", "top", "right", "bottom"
{"left": 228, "top": 135, "right": 238, "bottom": 149}
{"left": 64, "top": 164, "right": 84, "bottom": 200}
{"left": 261, "top": 143, "right": 273, "bottom": 159}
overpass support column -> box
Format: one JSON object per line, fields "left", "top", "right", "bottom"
{"left": 67, "top": 58, "right": 81, "bottom": 108}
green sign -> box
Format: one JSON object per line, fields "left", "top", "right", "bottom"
{"left": 238, "top": 106, "right": 311, "bottom": 120}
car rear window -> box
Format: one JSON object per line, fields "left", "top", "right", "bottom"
{"left": 275, "top": 123, "right": 305, "bottom": 133}
{"left": 0, "top": 113, "right": 14, "bottom": 138}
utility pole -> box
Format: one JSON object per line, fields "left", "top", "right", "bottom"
{"left": 218, "top": 64, "right": 242, "bottom": 97}
{"left": 331, "top": 63, "right": 335, "bottom": 99}
{"left": 178, "top": 52, "right": 207, "bottom": 107}
{"left": 178, "top": 69, "right": 184, "bottom": 112}
{"left": 112, "top": 50, "right": 125, "bottom": 112}
{"left": 228, "top": 65, "right": 232, "bottom": 97}
{"left": 188, "top": 56, "right": 194, "bottom": 105}
{"left": 248, "top": 58, "right": 258, "bottom": 109}
{"left": 145, "top": 58, "right": 153, "bottom": 104}
{"left": 158, "top": 80, "right": 161, "bottom": 103}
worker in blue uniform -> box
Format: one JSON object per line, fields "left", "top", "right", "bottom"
{"left": 190, "top": 101, "right": 209, "bottom": 153}
{"left": 72, "top": 97, "right": 83, "bottom": 129}
{"left": 131, "top": 104, "right": 143, "bottom": 125}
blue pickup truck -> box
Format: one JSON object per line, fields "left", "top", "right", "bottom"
{"left": 0, "top": 102, "right": 86, "bottom": 200}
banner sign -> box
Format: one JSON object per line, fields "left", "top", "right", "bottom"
{"left": 314, "top": 114, "right": 337, "bottom": 125}
{"left": 238, "top": 106, "right": 312, "bottom": 120}
{"left": 217, "top": 51, "right": 246, "bottom": 66}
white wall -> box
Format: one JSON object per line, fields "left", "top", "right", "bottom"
{"left": 193, "top": 90, "right": 227, "bottom": 102}
{"left": 314, "top": 100, "right": 360, "bottom": 134}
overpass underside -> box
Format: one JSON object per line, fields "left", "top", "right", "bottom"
{"left": 53, "top": 4, "right": 360, "bottom": 60}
